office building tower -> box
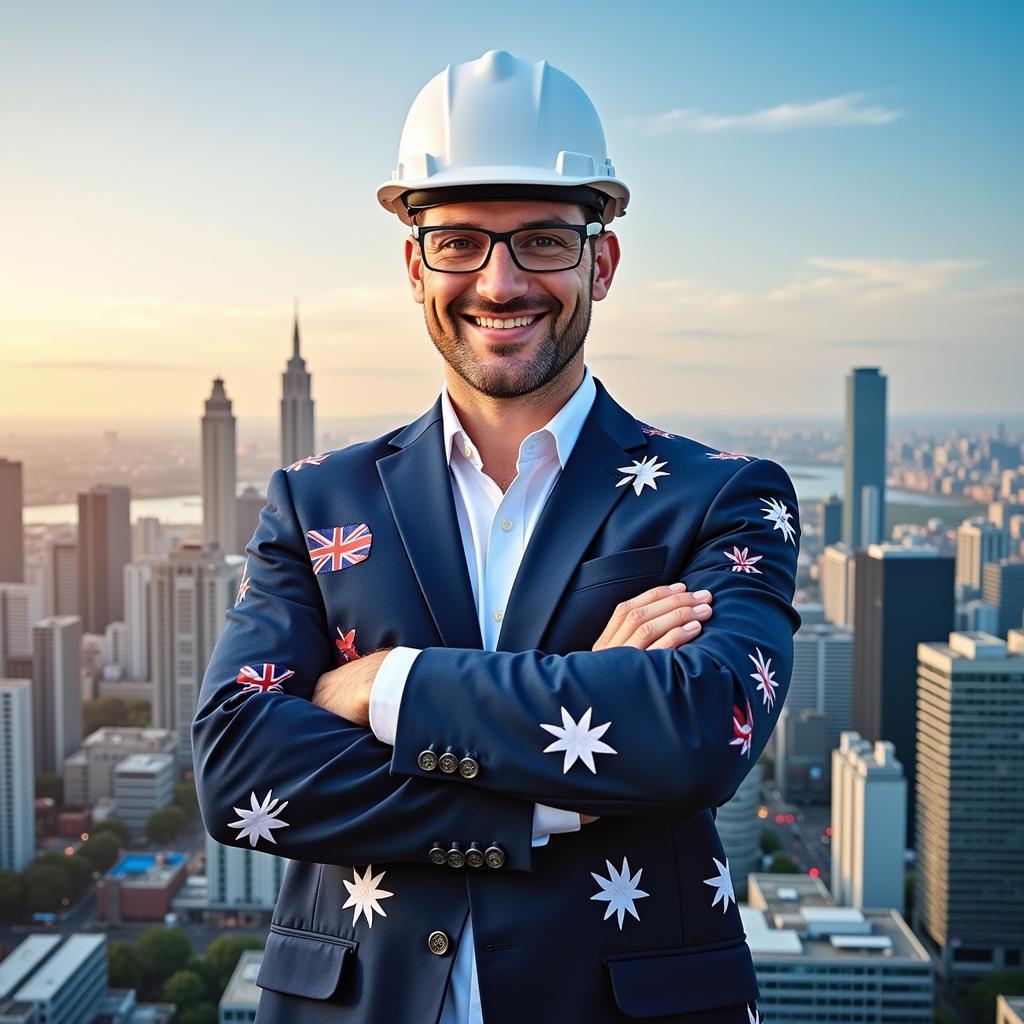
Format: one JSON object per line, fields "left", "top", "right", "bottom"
{"left": 0, "top": 583, "right": 43, "bottom": 678}
{"left": 31, "top": 615, "right": 83, "bottom": 775}
{"left": 47, "top": 538, "right": 78, "bottom": 618}
{"left": 77, "top": 484, "right": 131, "bottom": 634}
{"left": 113, "top": 752, "right": 175, "bottom": 837}
{"left": 236, "top": 485, "right": 266, "bottom": 554}
{"left": 820, "top": 543, "right": 856, "bottom": 629}
{"left": 957, "top": 517, "right": 1012, "bottom": 590}
{"left": 818, "top": 494, "right": 843, "bottom": 548}
{"left": 715, "top": 759, "right": 761, "bottom": 897}
{"left": 0, "top": 458, "right": 24, "bottom": 582}
{"left": 206, "top": 834, "right": 287, "bottom": 909}
{"left": 853, "top": 544, "right": 955, "bottom": 843}
{"left": 151, "top": 541, "right": 244, "bottom": 766}
{"left": 962, "top": 599, "right": 999, "bottom": 635}
{"left": 776, "top": 707, "right": 829, "bottom": 804}
{"left": 831, "top": 732, "right": 906, "bottom": 914}
{"left": 123, "top": 560, "right": 155, "bottom": 680}
{"left": 0, "top": 679, "right": 35, "bottom": 871}
{"left": 915, "top": 630, "right": 1024, "bottom": 980}
{"left": 280, "top": 308, "right": 315, "bottom": 467}
{"left": 982, "top": 558, "right": 1024, "bottom": 638}
{"left": 791, "top": 622, "right": 853, "bottom": 749}
{"left": 201, "top": 377, "right": 238, "bottom": 555}
{"left": 62, "top": 726, "right": 177, "bottom": 806}
{"left": 132, "top": 516, "right": 167, "bottom": 559}
{"left": 843, "top": 367, "right": 887, "bottom": 549}
{"left": 742, "top": 874, "right": 932, "bottom": 1021}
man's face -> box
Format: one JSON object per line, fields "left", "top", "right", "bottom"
{"left": 405, "top": 200, "right": 620, "bottom": 399}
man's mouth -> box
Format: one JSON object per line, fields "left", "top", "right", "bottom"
{"left": 460, "top": 312, "right": 549, "bottom": 340}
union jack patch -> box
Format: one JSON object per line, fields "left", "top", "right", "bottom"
{"left": 285, "top": 452, "right": 333, "bottom": 472}
{"left": 307, "top": 523, "right": 373, "bottom": 574}
{"left": 236, "top": 663, "right": 296, "bottom": 695}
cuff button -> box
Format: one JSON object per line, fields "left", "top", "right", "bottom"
{"left": 484, "top": 844, "right": 506, "bottom": 869}
{"left": 446, "top": 842, "right": 465, "bottom": 868}
{"left": 428, "top": 843, "right": 447, "bottom": 866}
{"left": 417, "top": 747, "right": 439, "bottom": 772}
{"left": 458, "top": 755, "right": 480, "bottom": 779}
{"left": 438, "top": 749, "right": 459, "bottom": 774}
{"left": 465, "top": 843, "right": 484, "bottom": 868}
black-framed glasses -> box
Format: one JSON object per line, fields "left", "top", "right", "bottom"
{"left": 411, "top": 221, "right": 604, "bottom": 273}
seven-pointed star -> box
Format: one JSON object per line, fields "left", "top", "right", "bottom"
{"left": 615, "top": 455, "right": 670, "bottom": 495}
{"left": 228, "top": 789, "right": 290, "bottom": 848}
{"left": 540, "top": 706, "right": 617, "bottom": 774}
{"left": 759, "top": 495, "right": 797, "bottom": 544}
{"left": 342, "top": 865, "right": 394, "bottom": 928}
{"left": 703, "top": 856, "right": 736, "bottom": 914}
{"left": 748, "top": 646, "right": 779, "bottom": 710}
{"left": 591, "top": 856, "right": 650, "bottom": 929}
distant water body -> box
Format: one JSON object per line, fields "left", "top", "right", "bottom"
{"left": 23, "top": 463, "right": 969, "bottom": 526}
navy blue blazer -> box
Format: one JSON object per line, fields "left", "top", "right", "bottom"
{"left": 192, "top": 374, "right": 801, "bottom": 1023}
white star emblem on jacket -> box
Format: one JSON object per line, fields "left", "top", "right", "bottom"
{"left": 342, "top": 865, "right": 394, "bottom": 928}
{"left": 616, "top": 455, "right": 670, "bottom": 495}
{"left": 540, "top": 706, "right": 617, "bottom": 773}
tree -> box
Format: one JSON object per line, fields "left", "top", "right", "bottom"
{"left": 179, "top": 1004, "right": 217, "bottom": 1024}
{"left": 78, "top": 832, "right": 121, "bottom": 873}
{"left": 760, "top": 830, "right": 782, "bottom": 855}
{"left": 174, "top": 781, "right": 198, "bottom": 815}
{"left": 90, "top": 818, "right": 129, "bottom": 847}
{"left": 107, "top": 941, "right": 142, "bottom": 989}
{"left": 33, "top": 853, "right": 93, "bottom": 899}
{"left": 84, "top": 695, "right": 129, "bottom": 734}
{"left": 0, "top": 876, "right": 24, "bottom": 922}
{"left": 136, "top": 927, "right": 193, "bottom": 999}
{"left": 146, "top": 805, "right": 186, "bottom": 845}
{"left": 26, "top": 865, "right": 72, "bottom": 913}
{"left": 163, "top": 969, "right": 206, "bottom": 1008}
{"left": 35, "top": 772, "right": 62, "bottom": 802}
{"left": 767, "top": 852, "right": 800, "bottom": 874}
{"left": 202, "top": 936, "right": 266, "bottom": 995}
{"left": 125, "top": 698, "right": 152, "bottom": 727}
{"left": 966, "top": 969, "right": 1024, "bottom": 1024}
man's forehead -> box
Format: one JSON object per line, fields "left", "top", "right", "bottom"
{"left": 418, "top": 200, "right": 588, "bottom": 227}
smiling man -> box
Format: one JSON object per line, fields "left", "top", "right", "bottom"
{"left": 192, "top": 49, "right": 800, "bottom": 1024}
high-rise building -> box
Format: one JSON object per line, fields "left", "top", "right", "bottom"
{"left": 853, "top": 544, "right": 955, "bottom": 843}
{"left": 47, "top": 537, "right": 78, "bottom": 617}
{"left": 236, "top": 486, "right": 266, "bottom": 555}
{"left": 31, "top": 615, "right": 83, "bottom": 774}
{"left": 0, "top": 458, "right": 24, "bottom": 582}
{"left": 77, "top": 484, "right": 131, "bottom": 634}
{"left": 123, "top": 559, "right": 156, "bottom": 681}
{"left": 0, "top": 678, "right": 35, "bottom": 871}
{"left": 791, "top": 622, "right": 853, "bottom": 749}
{"left": 831, "top": 732, "right": 906, "bottom": 914}
{"left": 132, "top": 516, "right": 167, "bottom": 559}
{"left": 820, "top": 543, "right": 856, "bottom": 629}
{"left": 8, "top": 933, "right": 107, "bottom": 1024}
{"left": 915, "top": 630, "right": 1024, "bottom": 981}
{"left": 280, "top": 308, "right": 315, "bottom": 467}
{"left": 113, "top": 752, "right": 175, "bottom": 838}
{"left": 776, "top": 707, "right": 829, "bottom": 804}
{"left": 206, "top": 834, "right": 288, "bottom": 909}
{"left": 150, "top": 541, "right": 244, "bottom": 766}
{"left": 715, "top": 759, "right": 762, "bottom": 898}
{"left": 0, "top": 582, "right": 43, "bottom": 678}
{"left": 843, "top": 367, "right": 887, "bottom": 549}
{"left": 956, "top": 517, "right": 1012, "bottom": 590}
{"left": 982, "top": 558, "right": 1024, "bottom": 638}
{"left": 818, "top": 494, "right": 843, "bottom": 548}
{"left": 202, "top": 377, "right": 238, "bottom": 555}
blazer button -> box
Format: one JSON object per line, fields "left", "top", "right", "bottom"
{"left": 438, "top": 747, "right": 459, "bottom": 774}
{"left": 446, "top": 842, "right": 465, "bottom": 868}
{"left": 428, "top": 842, "right": 447, "bottom": 866}
{"left": 428, "top": 930, "right": 450, "bottom": 956}
{"left": 458, "top": 754, "right": 480, "bottom": 779}
{"left": 484, "top": 844, "right": 506, "bottom": 869}
{"left": 465, "top": 842, "right": 485, "bottom": 868}
{"left": 417, "top": 745, "right": 438, "bottom": 772}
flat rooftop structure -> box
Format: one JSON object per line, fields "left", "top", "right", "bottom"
{"left": 0, "top": 936, "right": 62, "bottom": 1001}
{"left": 15, "top": 934, "right": 105, "bottom": 1002}
{"left": 220, "top": 950, "right": 264, "bottom": 1011}
{"left": 106, "top": 852, "right": 186, "bottom": 886}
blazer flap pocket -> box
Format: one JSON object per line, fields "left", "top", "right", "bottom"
{"left": 605, "top": 941, "right": 759, "bottom": 1018}
{"left": 570, "top": 545, "right": 668, "bottom": 592}
{"left": 257, "top": 927, "right": 356, "bottom": 999}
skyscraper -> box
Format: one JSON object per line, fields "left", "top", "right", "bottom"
{"left": 202, "top": 377, "right": 237, "bottom": 555}
{"left": 280, "top": 308, "right": 315, "bottom": 467}
{"left": 47, "top": 537, "right": 78, "bottom": 618}
{"left": 0, "top": 582, "right": 44, "bottom": 678}
{"left": 790, "top": 621, "right": 854, "bottom": 749}
{"left": 820, "top": 543, "right": 856, "bottom": 629}
{"left": 852, "top": 544, "right": 955, "bottom": 844}
{"left": 150, "top": 541, "right": 244, "bottom": 766}
{"left": 77, "top": 484, "right": 131, "bottom": 634}
{"left": 956, "top": 517, "right": 1012, "bottom": 591}
{"left": 123, "top": 559, "right": 155, "bottom": 681}
{"left": 843, "top": 367, "right": 887, "bottom": 549}
{"left": 31, "top": 615, "right": 83, "bottom": 774}
{"left": 981, "top": 558, "right": 1024, "bottom": 638}
{"left": 915, "top": 630, "right": 1024, "bottom": 980}
{"left": 818, "top": 494, "right": 843, "bottom": 548}
{"left": 0, "top": 457, "right": 25, "bottom": 582}
{"left": 0, "top": 678, "right": 35, "bottom": 871}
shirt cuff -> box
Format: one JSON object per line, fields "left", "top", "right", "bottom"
{"left": 531, "top": 803, "right": 582, "bottom": 847}
{"left": 369, "top": 646, "right": 421, "bottom": 746}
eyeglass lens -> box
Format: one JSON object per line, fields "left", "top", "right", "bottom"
{"left": 423, "top": 228, "right": 583, "bottom": 272}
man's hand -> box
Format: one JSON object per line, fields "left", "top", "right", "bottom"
{"left": 592, "top": 582, "right": 712, "bottom": 652}
{"left": 312, "top": 649, "right": 392, "bottom": 728}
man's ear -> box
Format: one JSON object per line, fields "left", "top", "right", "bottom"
{"left": 405, "top": 235, "right": 425, "bottom": 304}
{"left": 591, "top": 230, "right": 621, "bottom": 302}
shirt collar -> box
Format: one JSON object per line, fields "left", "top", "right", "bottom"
{"left": 441, "top": 362, "right": 596, "bottom": 471}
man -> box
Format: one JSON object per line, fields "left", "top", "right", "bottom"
{"left": 193, "top": 50, "right": 799, "bottom": 1023}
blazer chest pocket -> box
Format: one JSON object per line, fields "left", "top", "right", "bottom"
{"left": 568, "top": 544, "right": 668, "bottom": 594}
{"left": 256, "top": 925, "right": 357, "bottom": 1000}
{"left": 604, "top": 940, "right": 759, "bottom": 1018}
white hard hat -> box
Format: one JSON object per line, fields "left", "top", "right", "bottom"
{"left": 376, "top": 49, "right": 630, "bottom": 226}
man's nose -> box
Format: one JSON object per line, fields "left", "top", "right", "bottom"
{"left": 475, "top": 240, "right": 530, "bottom": 305}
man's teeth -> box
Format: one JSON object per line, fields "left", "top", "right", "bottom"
{"left": 472, "top": 315, "right": 537, "bottom": 329}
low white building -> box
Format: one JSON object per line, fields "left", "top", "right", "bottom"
{"left": 219, "top": 950, "right": 264, "bottom": 1023}
{"left": 113, "top": 752, "right": 175, "bottom": 837}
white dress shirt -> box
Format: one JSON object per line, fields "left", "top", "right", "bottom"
{"left": 369, "top": 362, "right": 597, "bottom": 1024}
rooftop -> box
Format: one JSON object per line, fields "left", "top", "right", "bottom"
{"left": 15, "top": 935, "right": 106, "bottom": 1002}
{"left": 220, "top": 950, "right": 264, "bottom": 1009}
{"left": 0, "top": 935, "right": 62, "bottom": 1001}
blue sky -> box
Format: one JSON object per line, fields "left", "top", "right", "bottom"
{"left": 1, "top": 0, "right": 1020, "bottom": 423}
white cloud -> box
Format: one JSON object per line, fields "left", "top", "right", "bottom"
{"left": 628, "top": 92, "right": 903, "bottom": 136}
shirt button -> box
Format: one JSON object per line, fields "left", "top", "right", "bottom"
{"left": 463, "top": 443, "right": 474, "bottom": 459}
{"left": 501, "top": 519, "right": 513, "bottom": 532}
{"left": 493, "top": 610, "right": 504, "bottom": 623}
{"left": 428, "top": 930, "right": 450, "bottom": 956}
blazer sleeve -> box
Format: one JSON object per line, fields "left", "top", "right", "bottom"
{"left": 386, "top": 456, "right": 802, "bottom": 819}
{"left": 191, "top": 467, "right": 536, "bottom": 871}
